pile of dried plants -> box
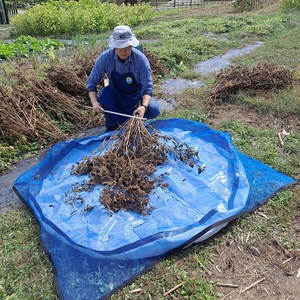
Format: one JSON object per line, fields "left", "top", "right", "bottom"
{"left": 45, "top": 63, "right": 88, "bottom": 99}
{"left": 45, "top": 47, "right": 101, "bottom": 100}
{"left": 71, "top": 118, "right": 205, "bottom": 215}
{"left": 210, "top": 62, "right": 293, "bottom": 101}
{"left": 144, "top": 49, "right": 170, "bottom": 81}
{"left": 0, "top": 48, "right": 169, "bottom": 145}
{"left": 0, "top": 62, "right": 101, "bottom": 142}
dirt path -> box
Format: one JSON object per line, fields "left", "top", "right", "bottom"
{"left": 203, "top": 224, "right": 300, "bottom": 300}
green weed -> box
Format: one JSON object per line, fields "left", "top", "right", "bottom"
{"left": 11, "top": 1, "right": 155, "bottom": 36}
{"left": 217, "top": 120, "right": 300, "bottom": 176}
{"left": 0, "top": 208, "right": 57, "bottom": 300}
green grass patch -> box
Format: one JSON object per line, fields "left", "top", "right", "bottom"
{"left": 0, "top": 140, "right": 40, "bottom": 174}
{"left": 111, "top": 247, "right": 219, "bottom": 299}
{"left": 135, "top": 13, "right": 288, "bottom": 75}
{"left": 280, "top": 0, "right": 300, "bottom": 8}
{"left": 135, "top": 15, "right": 287, "bottom": 38}
{"left": 0, "top": 208, "right": 57, "bottom": 300}
{"left": 231, "top": 12, "right": 300, "bottom": 69}
{"left": 232, "top": 89, "right": 300, "bottom": 116}
{"left": 148, "top": 36, "right": 230, "bottom": 74}
{"left": 216, "top": 120, "right": 300, "bottom": 176}
{"left": 222, "top": 187, "right": 299, "bottom": 250}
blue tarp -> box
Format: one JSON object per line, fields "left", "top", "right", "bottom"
{"left": 13, "top": 119, "right": 297, "bottom": 299}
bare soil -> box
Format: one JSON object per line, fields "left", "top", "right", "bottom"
{"left": 204, "top": 103, "right": 300, "bottom": 300}
{"left": 208, "top": 102, "right": 300, "bottom": 134}
{"left": 204, "top": 230, "right": 300, "bottom": 299}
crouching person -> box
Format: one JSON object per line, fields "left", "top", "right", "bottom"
{"left": 86, "top": 25, "right": 160, "bottom": 131}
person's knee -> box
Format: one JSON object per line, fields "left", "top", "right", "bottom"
{"left": 145, "top": 98, "right": 160, "bottom": 119}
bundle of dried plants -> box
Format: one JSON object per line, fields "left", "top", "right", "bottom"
{"left": 144, "top": 49, "right": 170, "bottom": 81}
{"left": 45, "top": 62, "right": 88, "bottom": 99}
{"left": 0, "top": 63, "right": 102, "bottom": 142}
{"left": 71, "top": 118, "right": 205, "bottom": 215}
{"left": 210, "top": 62, "right": 293, "bottom": 102}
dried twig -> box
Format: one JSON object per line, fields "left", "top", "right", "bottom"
{"left": 196, "top": 256, "right": 213, "bottom": 275}
{"left": 163, "top": 282, "right": 185, "bottom": 296}
{"left": 277, "top": 132, "right": 284, "bottom": 146}
{"left": 240, "top": 277, "right": 266, "bottom": 294}
{"left": 282, "top": 257, "right": 293, "bottom": 265}
{"left": 220, "top": 289, "right": 236, "bottom": 300}
{"left": 129, "top": 288, "right": 143, "bottom": 294}
{"left": 257, "top": 211, "right": 269, "bottom": 219}
{"left": 211, "top": 282, "right": 239, "bottom": 288}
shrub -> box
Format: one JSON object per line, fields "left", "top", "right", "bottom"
{"left": 232, "top": 0, "right": 263, "bottom": 13}
{"left": 11, "top": 0, "right": 155, "bottom": 36}
{"left": 280, "top": 0, "right": 300, "bottom": 8}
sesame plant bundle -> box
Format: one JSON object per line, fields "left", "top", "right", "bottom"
{"left": 71, "top": 118, "right": 205, "bottom": 215}
{"left": 210, "top": 62, "right": 293, "bottom": 102}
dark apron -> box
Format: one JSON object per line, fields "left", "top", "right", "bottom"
{"left": 98, "top": 61, "right": 142, "bottom": 127}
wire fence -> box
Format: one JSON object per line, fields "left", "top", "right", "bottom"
{"left": 7, "top": 2, "right": 18, "bottom": 15}
{"left": 151, "top": 0, "right": 229, "bottom": 10}
{"left": 150, "top": 0, "right": 267, "bottom": 11}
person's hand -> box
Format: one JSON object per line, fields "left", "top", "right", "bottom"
{"left": 92, "top": 101, "right": 103, "bottom": 114}
{"left": 134, "top": 105, "right": 147, "bottom": 118}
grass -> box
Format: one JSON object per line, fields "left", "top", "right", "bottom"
{"left": 216, "top": 120, "right": 300, "bottom": 176}
{"left": 1, "top": 3, "right": 300, "bottom": 300}
{"left": 0, "top": 208, "right": 57, "bottom": 300}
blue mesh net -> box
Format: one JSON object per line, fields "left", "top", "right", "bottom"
{"left": 13, "top": 119, "right": 297, "bottom": 299}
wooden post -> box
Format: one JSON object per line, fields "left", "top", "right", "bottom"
{"left": 0, "top": 0, "right": 9, "bottom": 24}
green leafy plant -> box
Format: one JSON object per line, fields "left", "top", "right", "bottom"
{"left": 0, "top": 35, "right": 63, "bottom": 60}
{"left": 11, "top": 0, "right": 156, "bottom": 36}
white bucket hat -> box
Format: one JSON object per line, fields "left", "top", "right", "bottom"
{"left": 109, "top": 25, "right": 139, "bottom": 49}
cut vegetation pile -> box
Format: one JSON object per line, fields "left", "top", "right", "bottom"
{"left": 210, "top": 62, "right": 294, "bottom": 101}
{"left": 45, "top": 48, "right": 169, "bottom": 98}
{"left": 46, "top": 62, "right": 88, "bottom": 99}
{"left": 0, "top": 49, "right": 168, "bottom": 144}
{"left": 144, "top": 49, "right": 169, "bottom": 80}
{"left": 71, "top": 118, "right": 205, "bottom": 215}
{"left": 0, "top": 63, "right": 98, "bottom": 142}
{"left": 45, "top": 47, "right": 101, "bottom": 99}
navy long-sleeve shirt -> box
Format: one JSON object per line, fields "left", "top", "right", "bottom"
{"left": 86, "top": 48, "right": 153, "bottom": 96}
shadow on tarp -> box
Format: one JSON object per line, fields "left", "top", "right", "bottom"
{"left": 13, "top": 119, "right": 298, "bottom": 300}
